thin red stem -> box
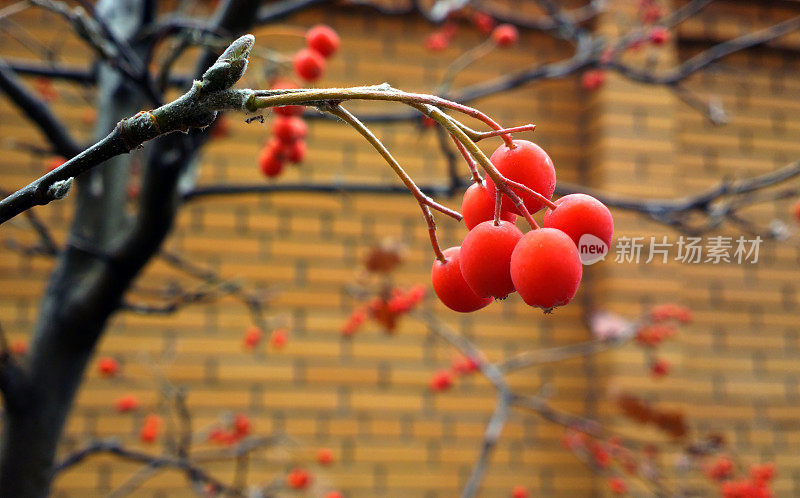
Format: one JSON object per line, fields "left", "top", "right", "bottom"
{"left": 451, "top": 135, "right": 483, "bottom": 185}
{"left": 251, "top": 87, "right": 514, "bottom": 145}
{"left": 504, "top": 179, "right": 558, "bottom": 210}
{"left": 472, "top": 124, "right": 536, "bottom": 142}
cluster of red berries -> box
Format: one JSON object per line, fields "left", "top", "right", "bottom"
{"left": 341, "top": 284, "right": 426, "bottom": 336}
{"left": 207, "top": 413, "right": 252, "bottom": 445}
{"left": 293, "top": 24, "right": 339, "bottom": 82}
{"left": 561, "top": 431, "right": 636, "bottom": 495}
{"left": 257, "top": 25, "right": 339, "bottom": 179}
{"left": 258, "top": 83, "right": 309, "bottom": 179}
{"left": 284, "top": 450, "right": 340, "bottom": 494}
{"left": 242, "top": 326, "right": 288, "bottom": 350}
{"left": 707, "top": 457, "right": 776, "bottom": 498}
{"left": 429, "top": 354, "right": 481, "bottom": 392}
{"left": 582, "top": 22, "right": 670, "bottom": 92}
{"left": 635, "top": 303, "right": 691, "bottom": 377}
{"left": 432, "top": 139, "right": 613, "bottom": 314}
{"left": 424, "top": 10, "right": 519, "bottom": 52}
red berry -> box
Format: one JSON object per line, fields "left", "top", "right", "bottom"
{"left": 271, "top": 328, "right": 288, "bottom": 349}
{"left": 287, "top": 468, "right": 312, "bottom": 489}
{"left": 592, "top": 444, "right": 611, "bottom": 468}
{"left": 651, "top": 358, "right": 671, "bottom": 377}
{"left": 317, "top": 447, "right": 335, "bottom": 465}
{"left": 492, "top": 24, "right": 519, "bottom": 47}
{"left": 115, "top": 394, "right": 140, "bottom": 413}
{"left": 511, "top": 486, "right": 528, "bottom": 498}
{"left": 650, "top": 303, "right": 692, "bottom": 323}
{"left": 581, "top": 70, "right": 605, "bottom": 91}
{"left": 429, "top": 369, "right": 454, "bottom": 392}
{"left": 431, "top": 247, "right": 492, "bottom": 313}
{"left": 462, "top": 183, "right": 517, "bottom": 230}
{"left": 325, "top": 493, "right": 344, "bottom": 498}
{"left": 642, "top": 6, "right": 662, "bottom": 23}
{"left": 419, "top": 116, "right": 436, "bottom": 129}
{"left": 242, "top": 326, "right": 263, "bottom": 349}
{"left": 98, "top": 357, "right": 119, "bottom": 377}
{"left": 258, "top": 147, "right": 284, "bottom": 178}
{"left": 34, "top": 77, "right": 58, "bottom": 102}
{"left": 306, "top": 24, "right": 340, "bottom": 58}
{"left": 452, "top": 355, "right": 480, "bottom": 375}
{"left": 46, "top": 156, "right": 65, "bottom": 173}
{"left": 293, "top": 49, "right": 326, "bottom": 81}
{"left": 635, "top": 324, "right": 674, "bottom": 347}
{"left": 608, "top": 477, "right": 627, "bottom": 494}
{"left": 271, "top": 79, "right": 304, "bottom": 117}
{"left": 281, "top": 139, "right": 306, "bottom": 164}
{"left": 425, "top": 32, "right": 449, "bottom": 51}
{"left": 473, "top": 11, "right": 495, "bottom": 34}
{"left": 272, "top": 116, "right": 307, "bottom": 143}
{"left": 10, "top": 340, "right": 27, "bottom": 355}
{"left": 233, "top": 413, "right": 251, "bottom": 436}
{"left": 486, "top": 140, "right": 556, "bottom": 215}
{"left": 510, "top": 228, "right": 583, "bottom": 311}
{"left": 750, "top": 463, "right": 776, "bottom": 484}
{"left": 81, "top": 109, "right": 97, "bottom": 125}
{"left": 140, "top": 414, "right": 162, "bottom": 443}
{"left": 543, "top": 193, "right": 614, "bottom": 248}
{"left": 211, "top": 114, "right": 230, "bottom": 139}
{"left": 650, "top": 26, "right": 669, "bottom": 45}
{"left": 708, "top": 456, "right": 734, "bottom": 481}
{"left": 342, "top": 308, "right": 367, "bottom": 337}
{"left": 460, "top": 220, "right": 523, "bottom": 299}
{"left": 793, "top": 199, "right": 800, "bottom": 224}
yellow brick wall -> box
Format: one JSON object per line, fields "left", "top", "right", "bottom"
{"left": 0, "top": 0, "right": 799, "bottom": 496}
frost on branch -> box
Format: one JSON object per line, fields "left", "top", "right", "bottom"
{"left": 199, "top": 34, "right": 255, "bottom": 93}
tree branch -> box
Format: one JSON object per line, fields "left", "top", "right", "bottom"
{"left": 0, "top": 60, "right": 83, "bottom": 158}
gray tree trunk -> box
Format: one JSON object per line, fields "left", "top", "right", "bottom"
{"left": 0, "top": 1, "right": 260, "bottom": 496}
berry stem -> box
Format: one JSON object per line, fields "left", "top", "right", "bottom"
{"left": 450, "top": 135, "right": 483, "bottom": 185}
{"left": 469, "top": 124, "right": 536, "bottom": 142}
{"left": 504, "top": 178, "right": 558, "bottom": 210}
{"left": 250, "top": 85, "right": 514, "bottom": 145}
{"left": 417, "top": 104, "right": 539, "bottom": 230}
{"left": 325, "top": 104, "right": 452, "bottom": 261}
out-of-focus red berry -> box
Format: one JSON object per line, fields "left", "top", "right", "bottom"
{"left": 140, "top": 414, "right": 162, "bottom": 443}
{"left": 115, "top": 394, "right": 140, "bottom": 413}
{"left": 473, "top": 11, "right": 495, "bottom": 34}
{"left": 287, "top": 468, "right": 312, "bottom": 489}
{"left": 429, "top": 370, "right": 454, "bottom": 392}
{"left": 242, "top": 326, "right": 263, "bottom": 349}
{"left": 270, "top": 328, "right": 288, "bottom": 349}
{"left": 317, "top": 447, "right": 335, "bottom": 465}
{"left": 492, "top": 24, "right": 519, "bottom": 47}
{"left": 98, "top": 357, "right": 119, "bottom": 377}
{"left": 608, "top": 477, "right": 627, "bottom": 494}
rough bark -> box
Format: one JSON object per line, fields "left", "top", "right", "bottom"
{"left": 0, "top": 1, "right": 259, "bottom": 496}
